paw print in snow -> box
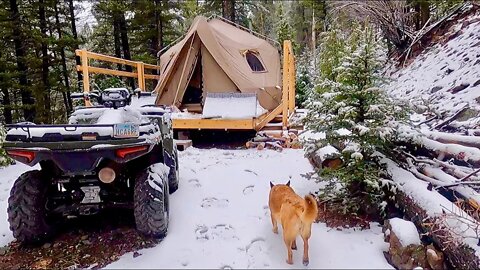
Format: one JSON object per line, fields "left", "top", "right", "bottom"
{"left": 188, "top": 178, "right": 201, "bottom": 188}
{"left": 195, "top": 225, "right": 209, "bottom": 241}
{"left": 201, "top": 197, "right": 229, "bottom": 208}
{"left": 243, "top": 185, "right": 254, "bottom": 195}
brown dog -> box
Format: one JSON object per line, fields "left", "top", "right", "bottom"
{"left": 268, "top": 181, "right": 318, "bottom": 266}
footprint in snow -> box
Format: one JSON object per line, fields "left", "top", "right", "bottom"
{"left": 246, "top": 237, "right": 270, "bottom": 268}
{"left": 243, "top": 185, "right": 254, "bottom": 195}
{"left": 195, "top": 224, "right": 238, "bottom": 242}
{"left": 244, "top": 169, "right": 258, "bottom": 176}
{"left": 195, "top": 225, "right": 209, "bottom": 242}
{"left": 188, "top": 179, "right": 201, "bottom": 188}
{"left": 201, "top": 197, "right": 229, "bottom": 208}
{"left": 210, "top": 224, "right": 239, "bottom": 241}
{"left": 263, "top": 205, "right": 270, "bottom": 217}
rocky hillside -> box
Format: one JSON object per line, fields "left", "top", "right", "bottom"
{"left": 387, "top": 6, "right": 480, "bottom": 122}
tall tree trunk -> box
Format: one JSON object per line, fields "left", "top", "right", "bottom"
{"left": 294, "top": 2, "right": 306, "bottom": 47}
{"left": 54, "top": 0, "right": 72, "bottom": 113}
{"left": 414, "top": 0, "right": 430, "bottom": 30}
{"left": 118, "top": 12, "right": 135, "bottom": 89}
{"left": 153, "top": 0, "right": 163, "bottom": 54}
{"left": 9, "top": 0, "right": 35, "bottom": 122}
{"left": 419, "top": 1, "right": 430, "bottom": 28}
{"left": 222, "top": 0, "right": 235, "bottom": 22}
{"left": 222, "top": 0, "right": 227, "bottom": 19}
{"left": 39, "top": 0, "right": 51, "bottom": 123}
{"left": 153, "top": 0, "right": 163, "bottom": 84}
{"left": 320, "top": 0, "right": 327, "bottom": 31}
{"left": 113, "top": 16, "right": 122, "bottom": 70}
{"left": 68, "top": 0, "right": 82, "bottom": 92}
{"left": 312, "top": 5, "right": 316, "bottom": 65}
{"left": 230, "top": 0, "right": 235, "bottom": 23}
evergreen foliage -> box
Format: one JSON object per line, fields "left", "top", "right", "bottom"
{"left": 305, "top": 24, "right": 408, "bottom": 215}
{"left": 0, "top": 124, "right": 12, "bottom": 167}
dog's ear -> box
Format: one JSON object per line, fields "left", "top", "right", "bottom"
{"left": 286, "top": 180, "right": 290, "bottom": 187}
{"left": 270, "top": 181, "right": 274, "bottom": 188}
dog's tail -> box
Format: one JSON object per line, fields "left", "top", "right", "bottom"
{"left": 302, "top": 194, "right": 319, "bottom": 223}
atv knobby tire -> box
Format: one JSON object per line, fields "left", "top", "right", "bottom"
{"left": 7, "top": 170, "right": 55, "bottom": 244}
{"left": 168, "top": 149, "right": 179, "bottom": 194}
{"left": 134, "top": 164, "right": 169, "bottom": 238}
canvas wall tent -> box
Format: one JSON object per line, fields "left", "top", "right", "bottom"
{"left": 154, "top": 16, "right": 283, "bottom": 114}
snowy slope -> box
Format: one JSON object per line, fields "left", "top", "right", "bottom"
{"left": 107, "top": 148, "right": 391, "bottom": 269}
{"left": 386, "top": 11, "right": 480, "bottom": 115}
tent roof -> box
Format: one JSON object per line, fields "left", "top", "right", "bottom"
{"left": 154, "top": 16, "right": 282, "bottom": 110}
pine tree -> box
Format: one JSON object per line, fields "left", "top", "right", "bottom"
{"left": 0, "top": 123, "right": 12, "bottom": 167}
{"left": 275, "top": 2, "right": 295, "bottom": 48}
{"left": 249, "top": 0, "right": 275, "bottom": 39}
{"left": 8, "top": 0, "right": 36, "bottom": 122}
{"left": 295, "top": 51, "right": 316, "bottom": 107}
{"left": 305, "top": 25, "right": 407, "bottom": 215}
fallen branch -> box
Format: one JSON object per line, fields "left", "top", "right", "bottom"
{"left": 434, "top": 105, "right": 469, "bottom": 130}
{"left": 459, "top": 167, "right": 480, "bottom": 182}
{"left": 415, "top": 115, "right": 439, "bottom": 127}
{"left": 423, "top": 130, "right": 480, "bottom": 148}
{"left": 416, "top": 137, "right": 480, "bottom": 166}
{"left": 406, "top": 158, "right": 447, "bottom": 186}
{"left": 434, "top": 159, "right": 475, "bottom": 174}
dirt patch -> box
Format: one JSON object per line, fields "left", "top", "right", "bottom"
{"left": 0, "top": 209, "right": 159, "bottom": 269}
{"left": 315, "top": 200, "right": 377, "bottom": 230}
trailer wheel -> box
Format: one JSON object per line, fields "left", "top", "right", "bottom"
{"left": 8, "top": 170, "right": 56, "bottom": 244}
{"left": 134, "top": 164, "right": 169, "bottom": 238}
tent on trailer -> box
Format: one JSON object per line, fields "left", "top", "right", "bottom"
{"left": 154, "top": 16, "right": 282, "bottom": 118}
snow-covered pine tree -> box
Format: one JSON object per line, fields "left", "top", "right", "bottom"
{"left": 0, "top": 124, "right": 12, "bottom": 167}
{"left": 305, "top": 24, "right": 407, "bottom": 215}
{"left": 295, "top": 50, "right": 317, "bottom": 107}
{"left": 275, "top": 2, "right": 296, "bottom": 50}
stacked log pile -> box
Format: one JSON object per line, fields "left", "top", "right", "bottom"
{"left": 245, "top": 131, "right": 302, "bottom": 151}
{"left": 391, "top": 106, "right": 480, "bottom": 269}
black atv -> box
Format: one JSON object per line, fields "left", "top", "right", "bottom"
{"left": 3, "top": 88, "right": 179, "bottom": 244}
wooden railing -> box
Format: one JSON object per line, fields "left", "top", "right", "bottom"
{"left": 254, "top": 40, "right": 296, "bottom": 131}
{"left": 75, "top": 49, "right": 161, "bottom": 95}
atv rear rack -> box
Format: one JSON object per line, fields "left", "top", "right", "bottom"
{"left": 5, "top": 123, "right": 156, "bottom": 142}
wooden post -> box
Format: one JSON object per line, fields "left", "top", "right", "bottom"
{"left": 288, "top": 49, "right": 296, "bottom": 116}
{"left": 137, "top": 62, "right": 145, "bottom": 91}
{"left": 80, "top": 49, "right": 89, "bottom": 93}
{"left": 79, "top": 49, "right": 92, "bottom": 107}
{"left": 282, "top": 41, "right": 291, "bottom": 129}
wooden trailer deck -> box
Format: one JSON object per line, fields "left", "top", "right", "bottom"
{"left": 75, "top": 40, "right": 297, "bottom": 132}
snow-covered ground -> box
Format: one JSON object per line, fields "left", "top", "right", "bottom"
{"left": 107, "top": 148, "right": 391, "bottom": 269}
{"left": 0, "top": 148, "right": 392, "bottom": 269}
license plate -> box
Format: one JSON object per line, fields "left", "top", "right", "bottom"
{"left": 113, "top": 123, "right": 139, "bottom": 138}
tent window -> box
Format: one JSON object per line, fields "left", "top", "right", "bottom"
{"left": 245, "top": 51, "right": 266, "bottom": 72}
